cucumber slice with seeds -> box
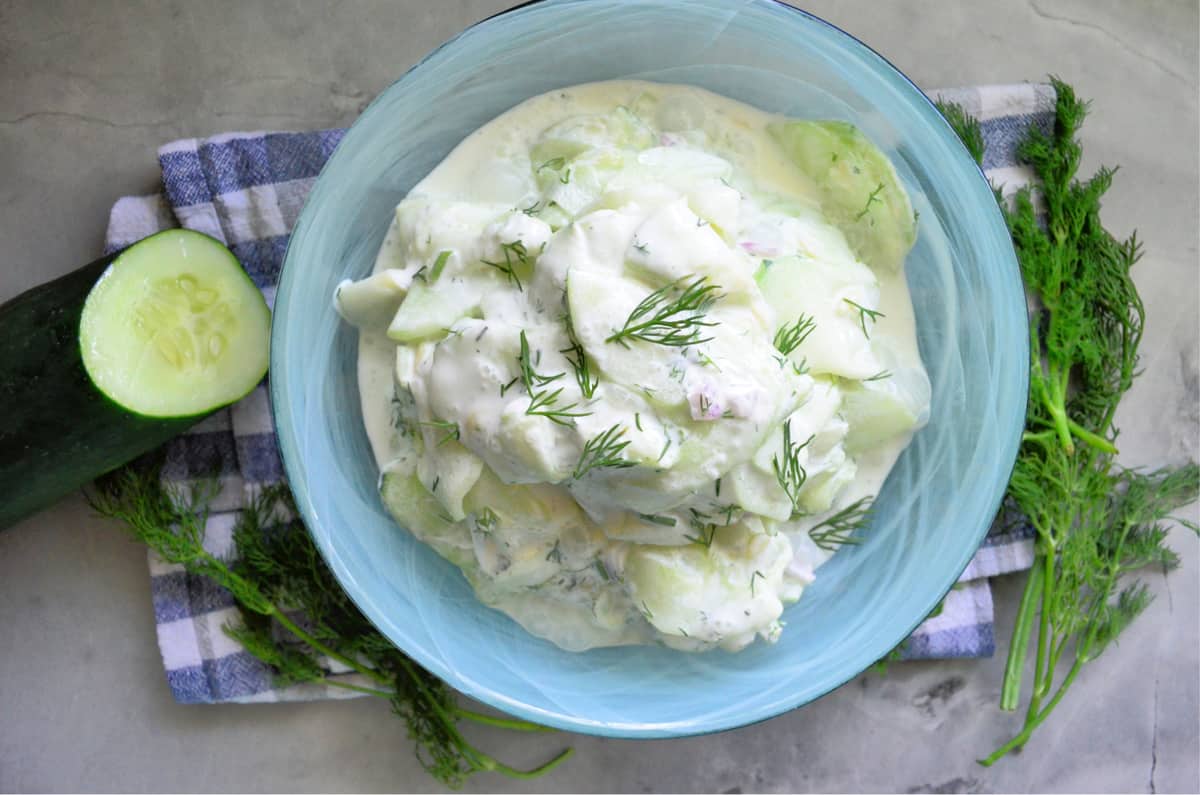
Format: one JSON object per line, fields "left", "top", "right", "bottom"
{"left": 80, "top": 229, "right": 270, "bottom": 417}
{"left": 0, "top": 229, "right": 269, "bottom": 530}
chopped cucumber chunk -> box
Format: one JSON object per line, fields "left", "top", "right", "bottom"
{"left": 842, "top": 360, "right": 932, "bottom": 453}
{"left": 334, "top": 269, "right": 407, "bottom": 330}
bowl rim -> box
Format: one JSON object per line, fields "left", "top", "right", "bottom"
{"left": 270, "top": 0, "right": 1028, "bottom": 738}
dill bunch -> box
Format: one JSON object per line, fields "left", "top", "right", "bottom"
{"left": 89, "top": 465, "right": 571, "bottom": 788}
{"left": 937, "top": 80, "right": 1199, "bottom": 766}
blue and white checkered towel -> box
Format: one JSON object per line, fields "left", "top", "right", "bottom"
{"left": 104, "top": 83, "right": 1053, "bottom": 705}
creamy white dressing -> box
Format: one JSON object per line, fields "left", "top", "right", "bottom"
{"left": 338, "top": 81, "right": 930, "bottom": 653}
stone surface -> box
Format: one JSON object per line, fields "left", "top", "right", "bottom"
{"left": 1, "top": 1, "right": 1196, "bottom": 792}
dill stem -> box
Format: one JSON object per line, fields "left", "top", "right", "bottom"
{"left": 270, "top": 609, "right": 390, "bottom": 687}
{"left": 1067, "top": 418, "right": 1119, "bottom": 454}
{"left": 1027, "top": 548, "right": 1057, "bottom": 712}
{"left": 489, "top": 748, "right": 575, "bottom": 779}
{"left": 395, "top": 658, "right": 486, "bottom": 768}
{"left": 979, "top": 658, "right": 1084, "bottom": 767}
{"left": 1045, "top": 371, "right": 1075, "bottom": 455}
{"left": 456, "top": 708, "right": 556, "bottom": 732}
{"left": 395, "top": 657, "right": 568, "bottom": 780}
{"left": 1021, "top": 429, "right": 1055, "bottom": 445}
{"left": 1000, "top": 559, "right": 1044, "bottom": 711}
{"left": 325, "top": 679, "right": 395, "bottom": 698}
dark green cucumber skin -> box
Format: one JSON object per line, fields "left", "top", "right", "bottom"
{"left": 0, "top": 252, "right": 200, "bottom": 530}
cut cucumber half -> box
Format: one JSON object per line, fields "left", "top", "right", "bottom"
{"left": 80, "top": 229, "right": 270, "bottom": 418}
{"left": 0, "top": 228, "right": 269, "bottom": 530}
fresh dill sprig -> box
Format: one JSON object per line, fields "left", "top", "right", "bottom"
{"left": 809, "top": 496, "right": 873, "bottom": 552}
{"left": 517, "top": 330, "right": 590, "bottom": 426}
{"left": 482, "top": 241, "right": 531, "bottom": 291}
{"left": 573, "top": 424, "right": 636, "bottom": 479}
{"left": 750, "top": 569, "right": 765, "bottom": 597}
{"left": 526, "top": 388, "right": 591, "bottom": 426}
{"left": 934, "top": 98, "right": 986, "bottom": 164}
{"left": 559, "top": 311, "right": 599, "bottom": 399}
{"left": 419, "top": 419, "right": 460, "bottom": 447}
{"left": 684, "top": 507, "right": 718, "bottom": 548}
{"left": 473, "top": 507, "right": 500, "bottom": 535}
{"left": 537, "top": 156, "right": 566, "bottom": 172}
{"left": 772, "top": 420, "right": 814, "bottom": 511}
{"left": 843, "top": 298, "right": 885, "bottom": 339}
{"left": 862, "top": 370, "right": 892, "bottom": 383}
{"left": 605, "top": 275, "right": 722, "bottom": 348}
{"left": 773, "top": 314, "right": 817, "bottom": 357}
{"left": 854, "top": 182, "right": 885, "bottom": 221}
{"left": 518, "top": 330, "right": 564, "bottom": 391}
{"left": 638, "top": 513, "right": 677, "bottom": 527}
{"left": 935, "top": 82, "right": 1200, "bottom": 767}
{"left": 684, "top": 524, "right": 716, "bottom": 548}
{"left": 88, "top": 464, "right": 571, "bottom": 787}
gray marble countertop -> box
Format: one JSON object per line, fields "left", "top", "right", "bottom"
{"left": 1, "top": 1, "right": 1196, "bottom": 792}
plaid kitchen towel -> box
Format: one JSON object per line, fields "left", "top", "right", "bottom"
{"left": 105, "top": 83, "right": 1051, "bottom": 705}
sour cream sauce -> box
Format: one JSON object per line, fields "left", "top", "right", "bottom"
{"left": 340, "top": 81, "right": 930, "bottom": 652}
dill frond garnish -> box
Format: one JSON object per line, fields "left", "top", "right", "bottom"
{"left": 482, "top": 240, "right": 532, "bottom": 291}
{"left": 809, "top": 496, "right": 873, "bottom": 551}
{"left": 773, "top": 313, "right": 816, "bottom": 357}
{"left": 605, "top": 275, "right": 722, "bottom": 348}
{"left": 842, "top": 298, "right": 884, "bottom": 339}
{"left": 559, "top": 309, "right": 599, "bottom": 399}
{"left": 517, "top": 330, "right": 590, "bottom": 426}
{"left": 419, "top": 419, "right": 460, "bottom": 447}
{"left": 854, "top": 182, "right": 885, "bottom": 221}
{"left": 771, "top": 420, "right": 814, "bottom": 511}
{"left": 572, "top": 424, "right": 636, "bottom": 479}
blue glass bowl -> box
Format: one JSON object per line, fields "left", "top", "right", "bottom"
{"left": 272, "top": 0, "right": 1027, "bottom": 737}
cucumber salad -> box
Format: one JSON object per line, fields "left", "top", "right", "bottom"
{"left": 334, "top": 81, "right": 930, "bottom": 652}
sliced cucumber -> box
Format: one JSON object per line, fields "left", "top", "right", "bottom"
{"left": 0, "top": 229, "right": 269, "bottom": 530}
{"left": 768, "top": 120, "right": 917, "bottom": 272}
{"left": 379, "top": 465, "right": 474, "bottom": 568}
{"left": 755, "top": 254, "right": 883, "bottom": 380}
{"left": 623, "top": 520, "right": 793, "bottom": 650}
{"left": 80, "top": 229, "right": 270, "bottom": 418}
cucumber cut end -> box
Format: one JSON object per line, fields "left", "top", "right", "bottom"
{"left": 79, "top": 229, "right": 270, "bottom": 418}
